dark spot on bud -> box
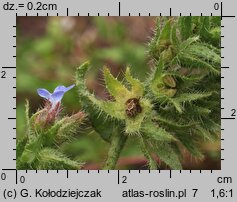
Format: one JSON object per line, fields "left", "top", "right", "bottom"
{"left": 125, "top": 98, "right": 142, "bottom": 118}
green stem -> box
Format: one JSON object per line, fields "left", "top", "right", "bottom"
{"left": 103, "top": 132, "right": 127, "bottom": 170}
{"left": 139, "top": 137, "right": 157, "bottom": 170}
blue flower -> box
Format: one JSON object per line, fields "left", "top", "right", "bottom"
{"left": 37, "top": 84, "right": 75, "bottom": 107}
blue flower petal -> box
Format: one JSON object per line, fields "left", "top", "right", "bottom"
{"left": 54, "top": 85, "right": 67, "bottom": 93}
{"left": 37, "top": 88, "right": 51, "bottom": 100}
{"left": 51, "top": 91, "right": 65, "bottom": 103}
{"left": 37, "top": 84, "right": 74, "bottom": 107}
{"left": 65, "top": 84, "right": 75, "bottom": 92}
{"left": 54, "top": 84, "right": 75, "bottom": 93}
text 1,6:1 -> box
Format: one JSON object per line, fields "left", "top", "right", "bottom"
{"left": 211, "top": 189, "right": 233, "bottom": 199}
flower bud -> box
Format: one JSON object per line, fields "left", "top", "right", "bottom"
{"left": 162, "top": 75, "right": 176, "bottom": 88}
{"left": 34, "top": 101, "right": 61, "bottom": 129}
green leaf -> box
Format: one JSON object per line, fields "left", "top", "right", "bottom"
{"left": 186, "top": 105, "right": 211, "bottom": 117}
{"left": 209, "top": 27, "right": 221, "bottom": 46}
{"left": 46, "top": 112, "right": 85, "bottom": 145}
{"left": 171, "top": 24, "right": 179, "bottom": 46}
{"left": 179, "top": 53, "right": 220, "bottom": 74}
{"left": 166, "top": 92, "right": 212, "bottom": 113}
{"left": 45, "top": 118, "right": 67, "bottom": 146}
{"left": 199, "top": 17, "right": 210, "bottom": 39}
{"left": 155, "top": 115, "right": 196, "bottom": 129}
{"left": 168, "top": 72, "right": 206, "bottom": 89}
{"left": 158, "top": 19, "right": 172, "bottom": 43}
{"left": 37, "top": 148, "right": 83, "bottom": 170}
{"left": 103, "top": 131, "right": 127, "bottom": 169}
{"left": 20, "top": 136, "right": 43, "bottom": 164}
{"left": 76, "top": 62, "right": 113, "bottom": 141}
{"left": 76, "top": 62, "right": 118, "bottom": 142}
{"left": 25, "top": 100, "right": 30, "bottom": 137}
{"left": 155, "top": 141, "right": 182, "bottom": 169}
{"left": 201, "top": 117, "right": 220, "bottom": 133}
{"left": 89, "top": 97, "right": 124, "bottom": 120}
{"left": 139, "top": 137, "right": 157, "bottom": 169}
{"left": 91, "top": 114, "right": 122, "bottom": 142}
{"left": 179, "top": 17, "right": 192, "bottom": 40}
{"left": 210, "top": 16, "right": 221, "bottom": 27}
{"left": 150, "top": 58, "right": 165, "bottom": 94}
{"left": 76, "top": 61, "right": 91, "bottom": 100}
{"left": 142, "top": 120, "right": 177, "bottom": 142}
{"left": 154, "top": 17, "right": 161, "bottom": 40}
{"left": 125, "top": 67, "right": 144, "bottom": 97}
{"left": 186, "top": 43, "right": 220, "bottom": 65}
{"left": 174, "top": 92, "right": 213, "bottom": 103}
{"left": 167, "top": 97, "right": 183, "bottom": 113}
{"left": 16, "top": 136, "right": 28, "bottom": 159}
{"left": 195, "top": 126, "right": 217, "bottom": 141}
{"left": 103, "top": 67, "right": 130, "bottom": 101}
{"left": 76, "top": 61, "right": 90, "bottom": 81}
{"left": 179, "top": 36, "right": 199, "bottom": 51}
{"left": 175, "top": 132, "right": 204, "bottom": 158}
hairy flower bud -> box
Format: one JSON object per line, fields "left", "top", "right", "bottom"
{"left": 34, "top": 101, "right": 61, "bottom": 129}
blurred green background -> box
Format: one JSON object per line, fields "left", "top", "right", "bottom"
{"left": 17, "top": 17, "right": 220, "bottom": 169}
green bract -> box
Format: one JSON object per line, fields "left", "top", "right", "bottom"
{"left": 89, "top": 67, "right": 152, "bottom": 134}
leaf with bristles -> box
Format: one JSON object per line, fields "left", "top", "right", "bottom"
{"left": 154, "top": 141, "right": 182, "bottom": 169}
{"left": 179, "top": 53, "right": 220, "bottom": 74}
{"left": 168, "top": 72, "right": 206, "bottom": 89}
{"left": 125, "top": 67, "right": 144, "bottom": 97}
{"left": 89, "top": 96, "right": 124, "bottom": 120}
{"left": 25, "top": 100, "right": 30, "bottom": 137}
{"left": 171, "top": 24, "right": 179, "bottom": 46}
{"left": 209, "top": 27, "right": 221, "bottom": 46}
{"left": 179, "top": 36, "right": 199, "bottom": 51}
{"left": 195, "top": 126, "right": 217, "bottom": 141}
{"left": 186, "top": 43, "right": 220, "bottom": 65}
{"left": 199, "top": 17, "right": 210, "bottom": 39}
{"left": 37, "top": 148, "right": 83, "bottom": 170}
{"left": 45, "top": 118, "right": 67, "bottom": 146}
{"left": 175, "top": 131, "right": 204, "bottom": 158}
{"left": 155, "top": 115, "right": 196, "bottom": 130}
{"left": 174, "top": 92, "right": 213, "bottom": 103}
{"left": 75, "top": 62, "right": 124, "bottom": 142}
{"left": 154, "top": 17, "right": 161, "bottom": 40}
{"left": 20, "top": 136, "right": 43, "bottom": 164}
{"left": 142, "top": 120, "right": 177, "bottom": 142}
{"left": 76, "top": 61, "right": 91, "bottom": 101}
{"left": 158, "top": 19, "right": 172, "bottom": 44}
{"left": 16, "top": 136, "right": 28, "bottom": 159}
{"left": 103, "top": 67, "right": 130, "bottom": 101}
{"left": 76, "top": 61, "right": 90, "bottom": 87}
{"left": 179, "top": 16, "right": 192, "bottom": 40}
{"left": 201, "top": 117, "right": 220, "bottom": 133}
{"left": 167, "top": 97, "right": 183, "bottom": 113}
{"left": 139, "top": 137, "right": 157, "bottom": 169}
{"left": 210, "top": 16, "right": 221, "bottom": 27}
{"left": 150, "top": 58, "right": 165, "bottom": 95}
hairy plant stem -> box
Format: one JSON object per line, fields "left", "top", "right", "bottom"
{"left": 140, "top": 137, "right": 157, "bottom": 170}
{"left": 103, "top": 132, "right": 127, "bottom": 170}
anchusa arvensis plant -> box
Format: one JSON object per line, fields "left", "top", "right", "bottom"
{"left": 17, "top": 16, "right": 220, "bottom": 170}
